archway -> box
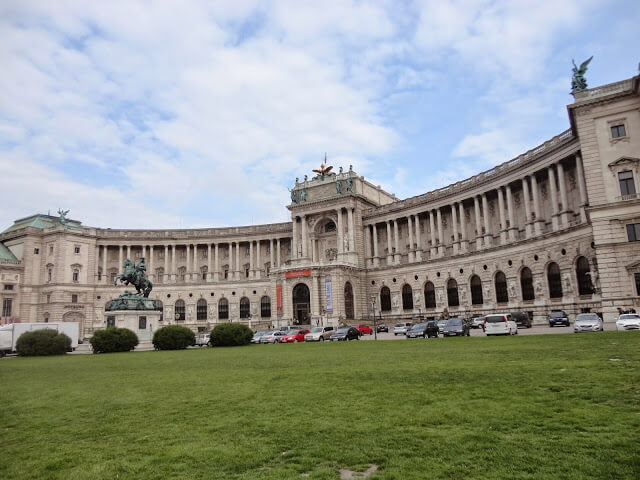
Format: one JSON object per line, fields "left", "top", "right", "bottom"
{"left": 292, "top": 283, "right": 310, "bottom": 324}
{"left": 344, "top": 282, "right": 354, "bottom": 320}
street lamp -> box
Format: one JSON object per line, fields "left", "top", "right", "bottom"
{"left": 370, "top": 296, "right": 378, "bottom": 340}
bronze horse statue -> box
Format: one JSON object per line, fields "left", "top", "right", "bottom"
{"left": 114, "top": 258, "right": 153, "bottom": 297}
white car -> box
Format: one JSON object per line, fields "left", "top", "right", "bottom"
{"left": 573, "top": 313, "right": 604, "bottom": 332}
{"left": 615, "top": 313, "right": 640, "bottom": 331}
{"left": 393, "top": 322, "right": 412, "bottom": 336}
{"left": 304, "top": 326, "right": 334, "bottom": 342}
{"left": 483, "top": 313, "right": 518, "bottom": 336}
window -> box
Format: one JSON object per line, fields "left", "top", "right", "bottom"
{"left": 402, "top": 284, "right": 413, "bottom": 310}
{"left": 380, "top": 286, "right": 391, "bottom": 312}
{"left": 240, "top": 297, "right": 250, "bottom": 318}
{"left": 72, "top": 269, "right": 79, "bottom": 282}
{"left": 2, "top": 298, "right": 12, "bottom": 317}
{"left": 34, "top": 248, "right": 39, "bottom": 254}
{"left": 180, "top": 250, "right": 186, "bottom": 258}
{"left": 224, "top": 268, "right": 229, "bottom": 280}
{"left": 74, "top": 246, "right": 80, "bottom": 254}
{"left": 178, "top": 267, "right": 186, "bottom": 282}
{"left": 201, "top": 266, "right": 208, "bottom": 281}
{"left": 261, "top": 296, "right": 271, "bottom": 318}
{"left": 156, "top": 268, "right": 164, "bottom": 284}
{"left": 611, "top": 124, "right": 626, "bottom": 138}
{"left": 218, "top": 298, "right": 229, "bottom": 320}
{"left": 635, "top": 273, "right": 640, "bottom": 296}
{"left": 495, "top": 271, "right": 508, "bottom": 303}
{"left": 447, "top": 279, "right": 459, "bottom": 307}
{"left": 576, "top": 257, "right": 593, "bottom": 295}
{"left": 547, "top": 262, "right": 563, "bottom": 298}
{"left": 627, "top": 224, "right": 640, "bottom": 242}
{"left": 619, "top": 171, "right": 636, "bottom": 197}
{"left": 175, "top": 300, "right": 185, "bottom": 321}
{"left": 197, "top": 299, "right": 207, "bottom": 321}
{"left": 3, "top": 284, "right": 14, "bottom": 291}
{"left": 470, "top": 275, "right": 483, "bottom": 305}
{"left": 245, "top": 267, "right": 250, "bottom": 278}
{"left": 46, "top": 294, "right": 51, "bottom": 303}
{"left": 520, "top": 267, "right": 535, "bottom": 301}
{"left": 325, "top": 221, "right": 336, "bottom": 233}
{"left": 49, "top": 245, "right": 54, "bottom": 254}
{"left": 158, "top": 251, "right": 165, "bottom": 259}
{"left": 424, "top": 282, "right": 436, "bottom": 309}
{"left": 202, "top": 250, "right": 208, "bottom": 258}
{"left": 71, "top": 294, "right": 78, "bottom": 303}
{"left": 48, "top": 269, "right": 52, "bottom": 282}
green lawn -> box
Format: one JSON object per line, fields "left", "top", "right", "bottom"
{"left": 1, "top": 332, "right": 639, "bottom": 479}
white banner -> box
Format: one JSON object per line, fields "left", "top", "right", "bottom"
{"left": 325, "top": 280, "right": 333, "bottom": 312}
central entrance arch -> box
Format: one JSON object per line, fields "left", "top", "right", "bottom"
{"left": 292, "top": 283, "right": 310, "bottom": 324}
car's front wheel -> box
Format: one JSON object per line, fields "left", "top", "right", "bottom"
{"left": 294, "top": 339, "right": 298, "bottom": 343}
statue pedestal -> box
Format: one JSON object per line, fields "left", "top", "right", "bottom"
{"left": 103, "top": 310, "right": 162, "bottom": 342}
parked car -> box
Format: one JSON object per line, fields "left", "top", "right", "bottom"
{"left": 260, "top": 331, "right": 286, "bottom": 343}
{"left": 330, "top": 326, "right": 360, "bottom": 341}
{"left": 470, "top": 316, "right": 484, "bottom": 329}
{"left": 616, "top": 313, "right": 640, "bottom": 331}
{"left": 406, "top": 322, "right": 439, "bottom": 338}
{"left": 376, "top": 324, "right": 389, "bottom": 333}
{"left": 483, "top": 313, "right": 518, "bottom": 336}
{"left": 281, "top": 329, "right": 310, "bottom": 343}
{"left": 511, "top": 311, "right": 532, "bottom": 328}
{"left": 436, "top": 319, "right": 448, "bottom": 333}
{"left": 393, "top": 322, "right": 412, "bottom": 336}
{"left": 251, "top": 331, "right": 269, "bottom": 344}
{"left": 357, "top": 324, "right": 373, "bottom": 335}
{"left": 304, "top": 326, "right": 334, "bottom": 342}
{"left": 195, "top": 333, "right": 210, "bottom": 346}
{"left": 549, "top": 310, "right": 570, "bottom": 327}
{"left": 443, "top": 317, "right": 471, "bottom": 337}
{"left": 573, "top": 313, "right": 603, "bottom": 333}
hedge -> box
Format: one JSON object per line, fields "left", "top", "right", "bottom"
{"left": 152, "top": 325, "right": 195, "bottom": 350}
{"left": 90, "top": 327, "right": 139, "bottom": 353}
{"left": 210, "top": 323, "right": 253, "bottom": 347}
{"left": 16, "top": 329, "right": 72, "bottom": 356}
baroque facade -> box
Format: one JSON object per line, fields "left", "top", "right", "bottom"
{"left": 1, "top": 74, "right": 639, "bottom": 339}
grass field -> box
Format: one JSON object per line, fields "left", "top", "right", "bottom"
{"left": 1, "top": 332, "right": 639, "bottom": 479}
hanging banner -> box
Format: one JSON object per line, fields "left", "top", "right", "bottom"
{"left": 325, "top": 280, "right": 333, "bottom": 312}
{"left": 276, "top": 284, "right": 283, "bottom": 316}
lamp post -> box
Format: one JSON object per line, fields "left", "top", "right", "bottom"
{"left": 370, "top": 296, "right": 378, "bottom": 340}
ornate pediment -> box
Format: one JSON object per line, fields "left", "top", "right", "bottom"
{"left": 608, "top": 156, "right": 640, "bottom": 169}
{"left": 625, "top": 258, "right": 640, "bottom": 271}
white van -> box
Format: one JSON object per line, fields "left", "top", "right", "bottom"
{"left": 483, "top": 314, "right": 518, "bottom": 336}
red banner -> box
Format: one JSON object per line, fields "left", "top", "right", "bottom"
{"left": 285, "top": 269, "right": 311, "bottom": 278}
{"left": 276, "top": 284, "right": 283, "bottom": 316}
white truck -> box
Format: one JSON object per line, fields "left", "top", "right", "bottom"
{"left": 0, "top": 322, "right": 80, "bottom": 356}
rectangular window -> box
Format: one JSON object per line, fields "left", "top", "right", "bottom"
{"left": 4, "top": 284, "right": 14, "bottom": 290}
{"left": 47, "top": 294, "right": 51, "bottom": 303}
{"left": 224, "top": 269, "right": 229, "bottom": 279}
{"left": 635, "top": 273, "right": 640, "bottom": 296}
{"left": 71, "top": 294, "right": 78, "bottom": 303}
{"left": 2, "top": 298, "right": 12, "bottom": 317}
{"left": 618, "top": 171, "right": 636, "bottom": 197}
{"left": 180, "top": 251, "right": 186, "bottom": 258}
{"left": 611, "top": 124, "right": 626, "bottom": 138}
{"left": 34, "top": 248, "right": 39, "bottom": 254}
{"left": 74, "top": 246, "right": 80, "bottom": 254}
{"left": 49, "top": 245, "right": 54, "bottom": 254}
{"left": 202, "top": 251, "right": 207, "bottom": 258}
{"left": 627, "top": 224, "right": 640, "bottom": 242}
{"left": 158, "top": 252, "right": 165, "bottom": 259}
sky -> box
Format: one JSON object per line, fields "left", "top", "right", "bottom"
{"left": 1, "top": 0, "right": 638, "bottom": 229}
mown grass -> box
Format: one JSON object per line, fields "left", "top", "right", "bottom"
{"left": 1, "top": 332, "right": 638, "bottom": 479}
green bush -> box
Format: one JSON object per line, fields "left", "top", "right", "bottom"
{"left": 16, "top": 329, "right": 71, "bottom": 356}
{"left": 152, "top": 325, "right": 195, "bottom": 350}
{"left": 90, "top": 327, "right": 139, "bottom": 353}
{"left": 210, "top": 323, "right": 253, "bottom": 347}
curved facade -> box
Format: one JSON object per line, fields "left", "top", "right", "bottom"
{"left": 2, "top": 75, "right": 639, "bottom": 338}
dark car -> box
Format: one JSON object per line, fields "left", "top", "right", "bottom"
{"left": 330, "top": 326, "right": 360, "bottom": 341}
{"left": 511, "top": 311, "right": 532, "bottom": 328}
{"left": 549, "top": 310, "right": 570, "bottom": 327}
{"left": 376, "top": 324, "right": 389, "bottom": 333}
{"left": 406, "top": 321, "right": 439, "bottom": 338}
{"left": 443, "top": 317, "right": 470, "bottom": 337}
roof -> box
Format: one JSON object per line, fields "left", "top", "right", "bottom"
{"left": 0, "top": 242, "right": 18, "bottom": 262}
{"left": 2, "top": 214, "right": 82, "bottom": 233}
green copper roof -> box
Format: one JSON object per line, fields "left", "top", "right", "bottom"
{"left": 2, "top": 214, "right": 82, "bottom": 234}
{"left": 0, "top": 242, "right": 18, "bottom": 261}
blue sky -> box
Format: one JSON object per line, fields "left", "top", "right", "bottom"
{"left": 1, "top": 0, "right": 638, "bottom": 229}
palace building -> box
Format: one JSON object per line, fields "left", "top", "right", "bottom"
{"left": 1, "top": 74, "right": 639, "bottom": 340}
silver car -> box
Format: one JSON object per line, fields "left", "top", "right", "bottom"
{"left": 393, "top": 322, "right": 412, "bottom": 336}
{"left": 304, "top": 326, "right": 334, "bottom": 342}
{"left": 573, "top": 313, "right": 603, "bottom": 332}
{"left": 251, "top": 331, "right": 269, "bottom": 343}
{"left": 616, "top": 314, "right": 640, "bottom": 331}
{"left": 260, "top": 331, "right": 286, "bottom": 343}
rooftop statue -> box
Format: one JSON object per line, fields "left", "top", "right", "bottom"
{"left": 313, "top": 162, "right": 333, "bottom": 177}
{"left": 114, "top": 258, "right": 153, "bottom": 297}
{"left": 571, "top": 56, "right": 593, "bottom": 94}
{"left": 57, "top": 209, "right": 70, "bottom": 224}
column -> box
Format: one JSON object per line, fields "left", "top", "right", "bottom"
{"left": 474, "top": 196, "right": 482, "bottom": 249}
{"left": 149, "top": 246, "right": 154, "bottom": 281}
{"left": 497, "top": 188, "right": 507, "bottom": 244}
{"left": 365, "top": 225, "right": 372, "bottom": 266}
{"left": 102, "top": 246, "right": 107, "bottom": 284}
{"left": 436, "top": 208, "right": 444, "bottom": 256}
{"left": 256, "top": 240, "right": 262, "bottom": 278}
{"left": 414, "top": 215, "right": 422, "bottom": 261}
{"left": 531, "top": 174, "right": 543, "bottom": 236}
{"left": 575, "top": 153, "right": 588, "bottom": 223}
{"left": 459, "top": 203, "right": 468, "bottom": 252}
{"left": 249, "top": 240, "right": 254, "bottom": 278}
{"left": 276, "top": 238, "right": 281, "bottom": 267}
{"left": 482, "top": 194, "right": 492, "bottom": 247}
{"left": 372, "top": 224, "right": 380, "bottom": 267}
{"left": 557, "top": 162, "right": 570, "bottom": 227}
{"left": 118, "top": 245, "right": 123, "bottom": 271}
{"left": 386, "top": 221, "right": 393, "bottom": 263}
{"left": 292, "top": 219, "right": 298, "bottom": 259}
{"left": 347, "top": 208, "right": 355, "bottom": 253}
{"left": 185, "top": 244, "right": 190, "bottom": 282}
{"left": 171, "top": 244, "right": 176, "bottom": 282}
{"left": 393, "top": 219, "right": 400, "bottom": 264}
{"left": 214, "top": 243, "right": 220, "bottom": 281}
{"left": 407, "top": 216, "right": 414, "bottom": 262}
{"left": 429, "top": 212, "right": 437, "bottom": 257}
{"left": 193, "top": 244, "right": 199, "bottom": 281}
{"left": 548, "top": 165, "right": 559, "bottom": 230}
{"left": 522, "top": 177, "right": 532, "bottom": 238}
{"left": 207, "top": 244, "right": 212, "bottom": 281}
{"left": 125, "top": 245, "right": 130, "bottom": 261}
{"left": 164, "top": 245, "right": 169, "bottom": 282}
{"left": 228, "top": 243, "right": 234, "bottom": 280}
{"left": 301, "top": 215, "right": 308, "bottom": 258}
{"left": 235, "top": 241, "right": 241, "bottom": 279}
{"left": 337, "top": 210, "right": 344, "bottom": 254}
{"left": 269, "top": 239, "right": 275, "bottom": 271}
{"left": 506, "top": 185, "right": 516, "bottom": 241}
{"left": 451, "top": 204, "right": 459, "bottom": 255}
{"left": 312, "top": 238, "right": 318, "bottom": 263}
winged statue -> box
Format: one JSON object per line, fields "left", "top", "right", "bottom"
{"left": 571, "top": 56, "right": 593, "bottom": 93}
{"left": 312, "top": 161, "right": 333, "bottom": 177}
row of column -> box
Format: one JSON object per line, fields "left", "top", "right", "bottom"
{"left": 364, "top": 157, "right": 588, "bottom": 266}
{"left": 97, "top": 238, "right": 286, "bottom": 284}
{"left": 292, "top": 208, "right": 356, "bottom": 261}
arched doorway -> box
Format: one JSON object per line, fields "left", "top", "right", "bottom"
{"left": 344, "top": 282, "right": 354, "bottom": 320}
{"left": 292, "top": 283, "right": 310, "bottom": 324}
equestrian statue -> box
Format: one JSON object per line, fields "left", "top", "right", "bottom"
{"left": 114, "top": 258, "right": 153, "bottom": 297}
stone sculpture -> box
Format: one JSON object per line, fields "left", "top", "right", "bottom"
{"left": 571, "top": 56, "right": 593, "bottom": 93}
{"left": 346, "top": 177, "right": 353, "bottom": 192}
{"left": 336, "top": 180, "right": 342, "bottom": 194}
{"left": 114, "top": 258, "right": 153, "bottom": 297}
{"left": 57, "top": 209, "right": 70, "bottom": 224}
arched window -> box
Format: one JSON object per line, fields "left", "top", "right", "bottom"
{"left": 576, "top": 256, "right": 593, "bottom": 295}
{"left": 155, "top": 268, "right": 164, "bottom": 284}
{"left": 380, "top": 286, "right": 391, "bottom": 312}
{"left": 218, "top": 298, "right": 229, "bottom": 320}
{"left": 521, "top": 267, "right": 534, "bottom": 301}
{"left": 201, "top": 266, "right": 208, "bottom": 281}
{"left": 447, "top": 279, "right": 459, "bottom": 307}
{"left": 197, "top": 299, "right": 207, "bottom": 321}
{"left": 325, "top": 221, "right": 336, "bottom": 232}
{"left": 495, "top": 271, "right": 508, "bottom": 303}
{"left": 470, "top": 275, "right": 483, "bottom": 305}
{"left": 240, "top": 297, "right": 250, "bottom": 318}
{"left": 72, "top": 269, "right": 79, "bottom": 282}
{"left": 344, "top": 282, "right": 354, "bottom": 319}
{"left": 175, "top": 299, "right": 185, "bottom": 321}
{"left": 547, "top": 262, "right": 563, "bottom": 298}
{"left": 424, "top": 282, "right": 436, "bottom": 309}
{"left": 155, "top": 300, "right": 164, "bottom": 322}
{"left": 260, "top": 296, "right": 271, "bottom": 318}
{"left": 402, "top": 284, "right": 413, "bottom": 310}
